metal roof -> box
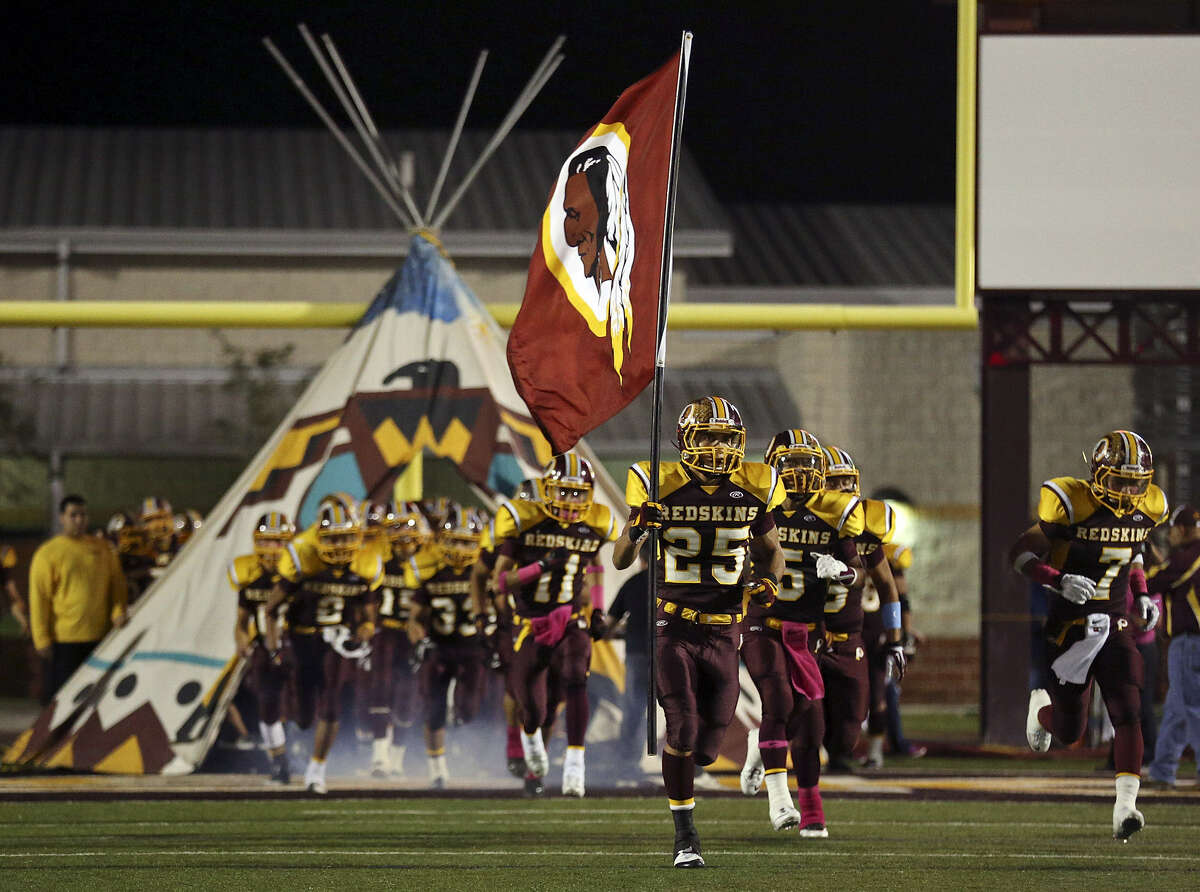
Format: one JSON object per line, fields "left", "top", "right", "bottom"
{"left": 0, "top": 126, "right": 730, "bottom": 257}
{"left": 0, "top": 365, "right": 797, "bottom": 460}
{"left": 682, "top": 202, "right": 954, "bottom": 290}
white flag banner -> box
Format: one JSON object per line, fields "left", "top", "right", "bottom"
{"left": 5, "top": 234, "right": 630, "bottom": 774}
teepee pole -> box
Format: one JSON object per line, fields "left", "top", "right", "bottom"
{"left": 431, "top": 37, "right": 565, "bottom": 230}
{"left": 295, "top": 25, "right": 418, "bottom": 227}
{"left": 263, "top": 37, "right": 412, "bottom": 228}
{"left": 320, "top": 32, "right": 427, "bottom": 228}
{"left": 425, "top": 49, "right": 488, "bottom": 223}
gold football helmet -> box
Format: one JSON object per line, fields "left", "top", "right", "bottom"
{"left": 253, "top": 511, "right": 295, "bottom": 571}
{"left": 675, "top": 396, "right": 746, "bottom": 475}
{"left": 316, "top": 500, "right": 363, "bottom": 566}
{"left": 1089, "top": 430, "right": 1153, "bottom": 516}
{"left": 513, "top": 478, "right": 540, "bottom": 502}
{"left": 541, "top": 453, "right": 595, "bottom": 523}
{"left": 821, "top": 446, "right": 860, "bottom": 495}
{"left": 765, "top": 429, "right": 825, "bottom": 496}
{"left": 384, "top": 500, "right": 431, "bottom": 559}
{"left": 436, "top": 503, "right": 486, "bottom": 570}
{"left": 106, "top": 512, "right": 147, "bottom": 556}
{"left": 173, "top": 509, "right": 203, "bottom": 547}
{"left": 140, "top": 497, "right": 174, "bottom": 546}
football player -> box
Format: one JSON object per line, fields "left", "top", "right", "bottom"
{"left": 409, "top": 504, "right": 489, "bottom": 789}
{"left": 492, "top": 454, "right": 618, "bottom": 798}
{"left": 229, "top": 511, "right": 296, "bottom": 782}
{"left": 1012, "top": 430, "right": 1168, "bottom": 840}
{"left": 613, "top": 397, "right": 785, "bottom": 868}
{"left": 173, "top": 509, "right": 203, "bottom": 550}
{"left": 264, "top": 497, "right": 383, "bottom": 794}
{"left": 106, "top": 512, "right": 155, "bottom": 604}
{"left": 363, "top": 501, "right": 431, "bottom": 777}
{"left": 140, "top": 497, "right": 177, "bottom": 581}
{"left": 816, "top": 447, "right": 905, "bottom": 786}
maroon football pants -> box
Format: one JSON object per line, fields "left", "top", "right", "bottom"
{"left": 248, "top": 642, "right": 294, "bottom": 725}
{"left": 508, "top": 620, "right": 590, "bottom": 740}
{"left": 742, "top": 625, "right": 824, "bottom": 787}
{"left": 360, "top": 625, "right": 417, "bottom": 739}
{"left": 290, "top": 631, "right": 358, "bottom": 728}
{"left": 419, "top": 642, "right": 486, "bottom": 732}
{"left": 819, "top": 632, "right": 869, "bottom": 763}
{"left": 655, "top": 610, "right": 740, "bottom": 765}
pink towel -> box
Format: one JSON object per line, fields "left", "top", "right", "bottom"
{"left": 780, "top": 621, "right": 825, "bottom": 701}
{"left": 530, "top": 604, "right": 573, "bottom": 647}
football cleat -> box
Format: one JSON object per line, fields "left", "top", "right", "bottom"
{"left": 523, "top": 775, "right": 545, "bottom": 798}
{"left": 522, "top": 734, "right": 549, "bottom": 778}
{"left": 859, "top": 756, "right": 883, "bottom": 770}
{"left": 506, "top": 756, "right": 527, "bottom": 779}
{"left": 270, "top": 753, "right": 291, "bottom": 785}
{"left": 673, "top": 835, "right": 705, "bottom": 868}
{"left": 1113, "top": 805, "right": 1145, "bottom": 842}
{"left": 772, "top": 805, "right": 802, "bottom": 831}
{"left": 740, "top": 727, "right": 764, "bottom": 796}
{"left": 1026, "top": 689, "right": 1052, "bottom": 753}
{"left": 562, "top": 764, "right": 585, "bottom": 798}
{"left": 798, "top": 823, "right": 829, "bottom": 839}
{"left": 305, "top": 780, "right": 327, "bottom": 795}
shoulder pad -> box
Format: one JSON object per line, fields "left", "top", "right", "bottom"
{"left": 352, "top": 551, "right": 385, "bottom": 589}
{"left": 885, "top": 542, "right": 913, "bottom": 571}
{"left": 807, "top": 491, "right": 865, "bottom": 537}
{"left": 861, "top": 499, "right": 896, "bottom": 544}
{"left": 1038, "top": 477, "right": 1096, "bottom": 526}
{"left": 229, "top": 554, "right": 263, "bottom": 590}
{"left": 277, "top": 539, "right": 323, "bottom": 582}
{"left": 1143, "top": 485, "right": 1169, "bottom": 524}
{"left": 493, "top": 499, "right": 545, "bottom": 540}
{"left": 582, "top": 502, "right": 619, "bottom": 541}
{"left": 411, "top": 545, "right": 441, "bottom": 582}
{"left": 730, "top": 462, "right": 784, "bottom": 510}
{"left": 0, "top": 545, "right": 16, "bottom": 569}
{"left": 628, "top": 461, "right": 695, "bottom": 505}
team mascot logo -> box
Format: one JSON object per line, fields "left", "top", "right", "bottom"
{"left": 542, "top": 125, "right": 636, "bottom": 380}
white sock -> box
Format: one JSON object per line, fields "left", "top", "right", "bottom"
{"left": 868, "top": 734, "right": 884, "bottom": 763}
{"left": 428, "top": 752, "right": 448, "bottom": 780}
{"left": 521, "top": 729, "right": 545, "bottom": 759}
{"left": 372, "top": 738, "right": 390, "bottom": 763}
{"left": 564, "top": 746, "right": 585, "bottom": 772}
{"left": 259, "top": 721, "right": 272, "bottom": 748}
{"left": 267, "top": 722, "right": 285, "bottom": 750}
{"left": 390, "top": 742, "right": 407, "bottom": 768}
{"left": 305, "top": 759, "right": 325, "bottom": 784}
{"left": 1115, "top": 774, "right": 1140, "bottom": 811}
{"left": 765, "top": 769, "right": 791, "bottom": 814}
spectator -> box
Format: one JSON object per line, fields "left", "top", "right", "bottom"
{"left": 1145, "top": 505, "right": 1200, "bottom": 787}
{"left": 607, "top": 548, "right": 650, "bottom": 777}
{"left": 2, "top": 543, "right": 28, "bottom": 638}
{"left": 29, "top": 495, "right": 128, "bottom": 704}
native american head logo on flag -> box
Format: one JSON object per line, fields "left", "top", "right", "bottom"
{"left": 543, "top": 128, "right": 636, "bottom": 380}
{"left": 509, "top": 44, "right": 689, "bottom": 455}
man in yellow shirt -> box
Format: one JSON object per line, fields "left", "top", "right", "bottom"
{"left": 29, "top": 495, "right": 128, "bottom": 703}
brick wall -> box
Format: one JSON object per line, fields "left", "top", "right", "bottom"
{"left": 899, "top": 636, "right": 979, "bottom": 705}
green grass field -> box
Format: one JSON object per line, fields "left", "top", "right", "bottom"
{"left": 1, "top": 796, "right": 1197, "bottom": 891}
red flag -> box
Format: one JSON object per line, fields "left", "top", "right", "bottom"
{"left": 507, "top": 51, "right": 683, "bottom": 454}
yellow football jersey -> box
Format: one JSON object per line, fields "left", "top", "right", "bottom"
{"left": 1039, "top": 476, "right": 1169, "bottom": 527}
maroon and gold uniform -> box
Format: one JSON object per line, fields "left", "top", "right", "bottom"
{"left": 1034, "top": 476, "right": 1168, "bottom": 748}
{"left": 277, "top": 540, "right": 383, "bottom": 728}
{"left": 361, "top": 551, "right": 424, "bottom": 744}
{"left": 228, "top": 554, "right": 292, "bottom": 726}
{"left": 629, "top": 460, "right": 784, "bottom": 761}
{"left": 862, "top": 542, "right": 912, "bottom": 750}
{"left": 413, "top": 564, "right": 486, "bottom": 733}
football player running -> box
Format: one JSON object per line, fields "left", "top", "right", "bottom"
{"left": 229, "top": 511, "right": 296, "bottom": 783}
{"left": 1011, "top": 430, "right": 1168, "bottom": 841}
{"left": 492, "top": 454, "right": 618, "bottom": 798}
{"left": 613, "top": 397, "right": 785, "bottom": 869}
{"left": 362, "top": 501, "right": 431, "bottom": 778}
{"left": 816, "top": 447, "right": 905, "bottom": 784}
{"left": 264, "top": 497, "right": 382, "bottom": 794}
{"left": 409, "top": 504, "right": 489, "bottom": 789}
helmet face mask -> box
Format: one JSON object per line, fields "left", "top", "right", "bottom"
{"left": 765, "top": 429, "right": 825, "bottom": 497}
{"left": 107, "top": 513, "right": 147, "bottom": 555}
{"left": 676, "top": 397, "right": 746, "bottom": 476}
{"left": 436, "top": 504, "right": 485, "bottom": 570}
{"left": 385, "top": 501, "right": 430, "bottom": 559}
{"left": 140, "top": 497, "right": 175, "bottom": 548}
{"left": 541, "top": 454, "right": 595, "bottom": 523}
{"left": 253, "top": 511, "right": 295, "bottom": 571}
{"left": 1090, "top": 430, "right": 1153, "bottom": 515}
{"left": 316, "top": 501, "right": 362, "bottom": 565}
{"left": 821, "top": 447, "right": 860, "bottom": 495}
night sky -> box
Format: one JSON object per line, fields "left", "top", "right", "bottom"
{"left": 1, "top": 0, "right": 958, "bottom": 204}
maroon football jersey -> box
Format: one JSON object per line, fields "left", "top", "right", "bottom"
{"left": 414, "top": 565, "right": 479, "bottom": 645}
{"left": 377, "top": 555, "right": 418, "bottom": 625}
{"left": 769, "top": 491, "right": 862, "bottom": 625}
{"left": 627, "top": 460, "right": 784, "bottom": 614}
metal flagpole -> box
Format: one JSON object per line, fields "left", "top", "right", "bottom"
{"left": 647, "top": 30, "right": 693, "bottom": 756}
